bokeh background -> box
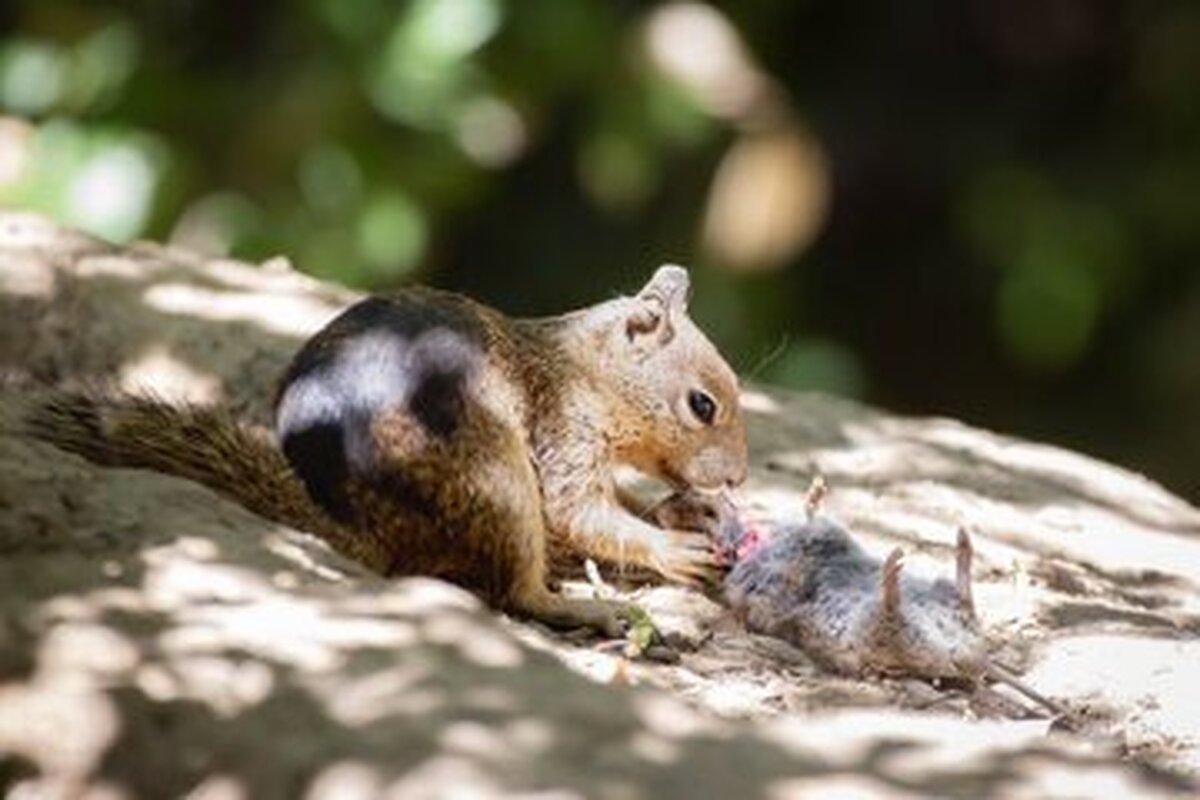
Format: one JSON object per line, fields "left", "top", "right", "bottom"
{"left": 1, "top": 1, "right": 1196, "bottom": 499}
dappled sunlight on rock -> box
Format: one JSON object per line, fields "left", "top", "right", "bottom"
{"left": 305, "top": 761, "right": 384, "bottom": 800}
{"left": 145, "top": 533, "right": 220, "bottom": 562}
{"left": 503, "top": 716, "right": 558, "bottom": 755}
{"left": 880, "top": 718, "right": 1068, "bottom": 780}
{"left": 0, "top": 215, "right": 362, "bottom": 422}
{"left": 629, "top": 731, "right": 682, "bottom": 766}
{"left": 161, "top": 596, "right": 419, "bottom": 673}
{"left": 1013, "top": 766, "right": 1156, "bottom": 800}
{"left": 322, "top": 662, "right": 441, "bottom": 726}
{"left": 0, "top": 684, "right": 120, "bottom": 793}
{"left": 202, "top": 257, "right": 308, "bottom": 292}
{"left": 143, "top": 546, "right": 265, "bottom": 606}
{"left": 688, "top": 674, "right": 783, "bottom": 719}
{"left": 748, "top": 390, "right": 1200, "bottom": 586}
{"left": 1019, "top": 504, "right": 1200, "bottom": 584}
{"left": 552, "top": 647, "right": 629, "bottom": 687}
{"left": 156, "top": 657, "right": 276, "bottom": 717}
{"left": 262, "top": 533, "right": 360, "bottom": 583}
{"left": 186, "top": 774, "right": 250, "bottom": 800}
{"left": 742, "top": 485, "right": 810, "bottom": 520}
{"left": 766, "top": 775, "right": 915, "bottom": 800}
{"left": 132, "top": 662, "right": 181, "bottom": 702}
{"left": 919, "top": 421, "right": 1198, "bottom": 527}
{"left": 75, "top": 253, "right": 161, "bottom": 280}
{"left": 142, "top": 283, "right": 341, "bottom": 338}
{"left": 461, "top": 686, "right": 520, "bottom": 714}
{"left": 38, "top": 622, "right": 139, "bottom": 679}
{"left": 118, "top": 345, "right": 222, "bottom": 403}
{"left": 41, "top": 589, "right": 143, "bottom": 623}
{"left": 1025, "top": 635, "right": 1200, "bottom": 773}
{"left": 439, "top": 717, "right": 556, "bottom": 762}
{"left": 363, "top": 576, "right": 486, "bottom": 617}
{"left": 421, "top": 612, "right": 525, "bottom": 669}
{"left": 758, "top": 714, "right": 1152, "bottom": 796}
{"left": 380, "top": 755, "right": 510, "bottom": 800}
{"left": 634, "top": 694, "right": 721, "bottom": 740}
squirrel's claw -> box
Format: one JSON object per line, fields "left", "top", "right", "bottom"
{"left": 651, "top": 529, "right": 724, "bottom": 586}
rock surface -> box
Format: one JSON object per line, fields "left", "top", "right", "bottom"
{"left": 1, "top": 212, "right": 1198, "bottom": 798}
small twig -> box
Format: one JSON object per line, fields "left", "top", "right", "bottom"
{"left": 584, "top": 558, "right": 613, "bottom": 600}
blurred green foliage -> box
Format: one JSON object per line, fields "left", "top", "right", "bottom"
{"left": 1, "top": 1, "right": 1198, "bottom": 498}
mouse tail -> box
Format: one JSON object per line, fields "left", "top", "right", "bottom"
{"left": 985, "top": 662, "right": 1066, "bottom": 717}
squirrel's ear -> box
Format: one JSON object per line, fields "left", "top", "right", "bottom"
{"left": 626, "top": 264, "right": 691, "bottom": 346}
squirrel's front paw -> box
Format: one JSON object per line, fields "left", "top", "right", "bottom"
{"left": 649, "top": 529, "right": 723, "bottom": 586}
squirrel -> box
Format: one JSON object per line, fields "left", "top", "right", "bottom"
{"left": 30, "top": 265, "right": 748, "bottom": 637}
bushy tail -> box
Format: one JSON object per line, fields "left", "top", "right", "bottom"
{"left": 27, "top": 390, "right": 382, "bottom": 571}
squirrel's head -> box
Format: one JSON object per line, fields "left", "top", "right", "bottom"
{"left": 601, "top": 265, "right": 747, "bottom": 491}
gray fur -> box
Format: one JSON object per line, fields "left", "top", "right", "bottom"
{"left": 654, "top": 494, "right": 989, "bottom": 681}
{"left": 727, "top": 518, "right": 987, "bottom": 678}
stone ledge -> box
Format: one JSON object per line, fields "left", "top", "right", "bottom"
{"left": 2, "top": 212, "right": 1196, "bottom": 797}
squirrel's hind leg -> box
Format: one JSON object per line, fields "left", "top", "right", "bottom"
{"left": 485, "top": 433, "right": 632, "bottom": 637}
{"left": 359, "top": 407, "right": 630, "bottom": 637}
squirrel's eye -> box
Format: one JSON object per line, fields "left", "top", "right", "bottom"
{"left": 687, "top": 389, "right": 717, "bottom": 425}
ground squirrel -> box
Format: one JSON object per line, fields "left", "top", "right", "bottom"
{"left": 31, "top": 265, "right": 747, "bottom": 636}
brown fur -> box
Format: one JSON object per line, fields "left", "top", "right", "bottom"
{"left": 30, "top": 266, "right": 747, "bottom": 636}
{"left": 26, "top": 393, "right": 385, "bottom": 571}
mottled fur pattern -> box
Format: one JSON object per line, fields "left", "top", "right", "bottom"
{"left": 30, "top": 266, "right": 747, "bottom": 635}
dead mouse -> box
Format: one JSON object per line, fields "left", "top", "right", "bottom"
{"left": 651, "top": 487, "right": 1062, "bottom": 714}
